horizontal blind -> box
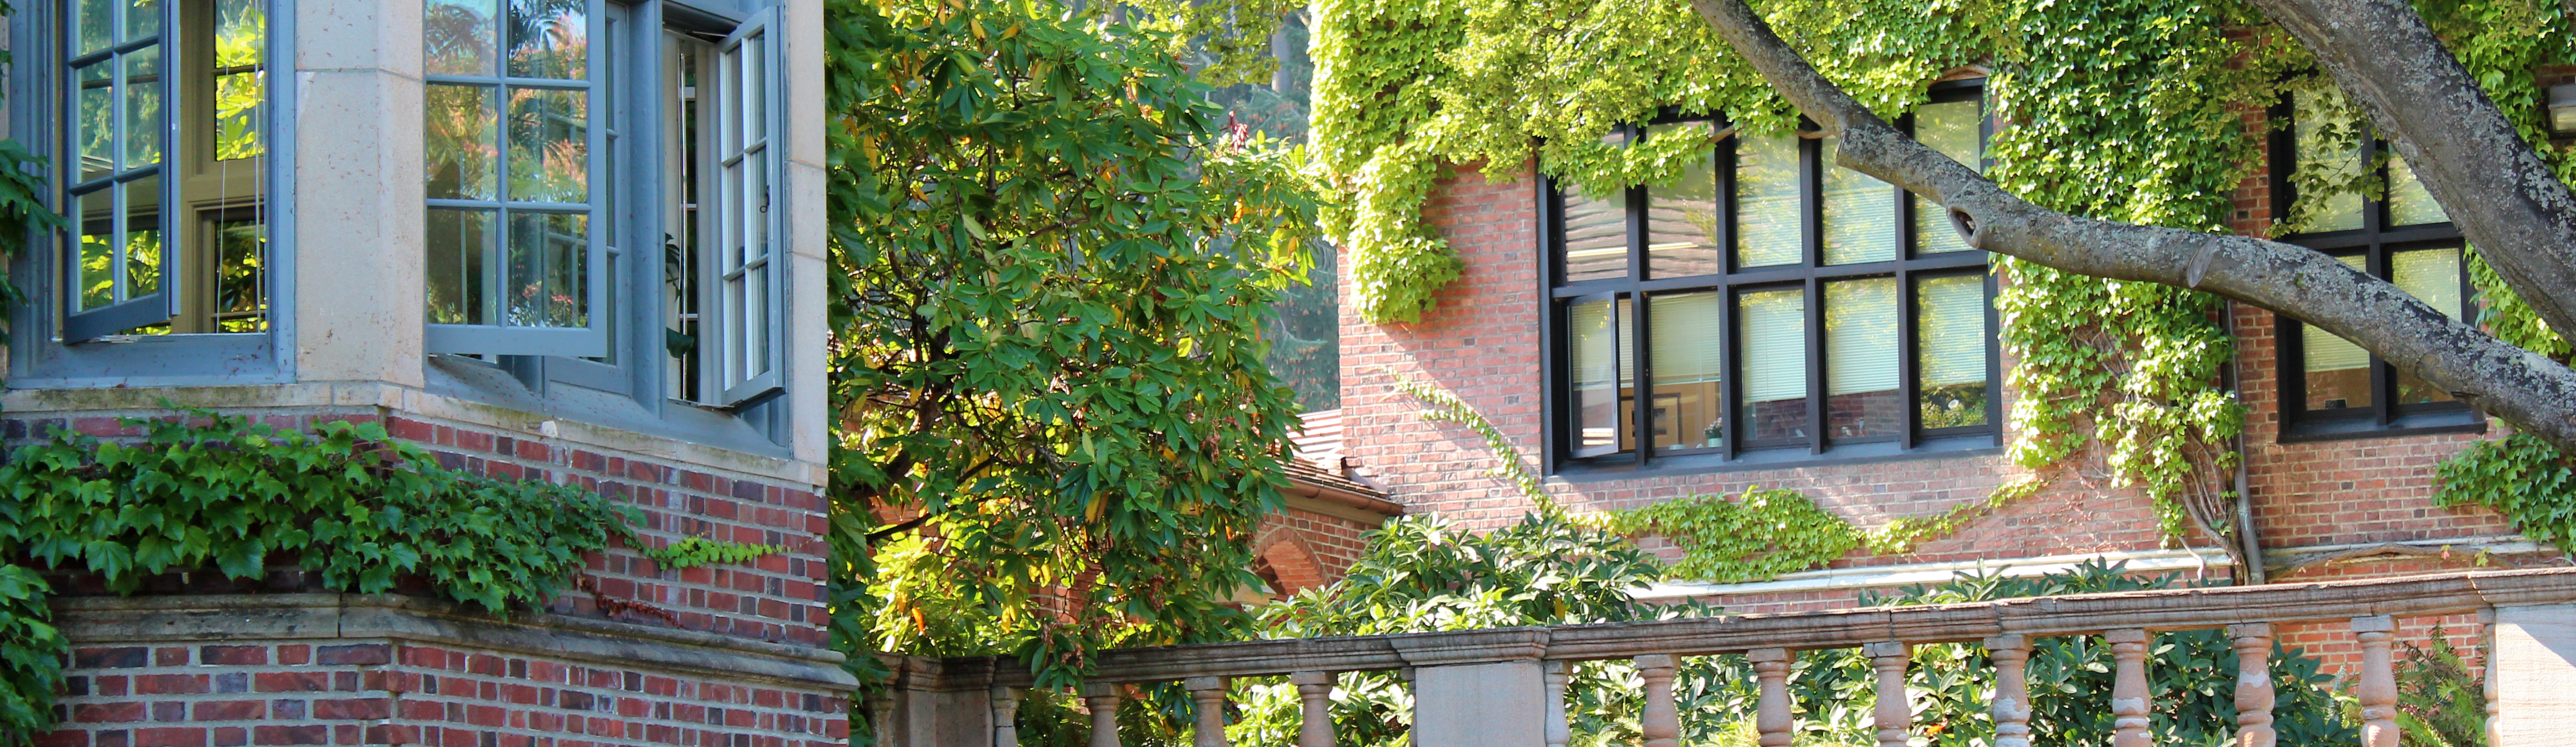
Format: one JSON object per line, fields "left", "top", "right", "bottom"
{"left": 1820, "top": 139, "right": 1896, "bottom": 265}
{"left": 1915, "top": 99, "right": 1980, "bottom": 255}
{"left": 1825, "top": 278, "right": 1898, "bottom": 396}
{"left": 1740, "top": 289, "right": 1806, "bottom": 403}
{"left": 2304, "top": 254, "right": 2372, "bottom": 372}
{"left": 1736, "top": 136, "right": 1801, "bottom": 268}
{"left": 1917, "top": 275, "right": 1986, "bottom": 386}
{"left": 2392, "top": 248, "right": 2461, "bottom": 319}
{"left": 1650, "top": 292, "right": 1722, "bottom": 384}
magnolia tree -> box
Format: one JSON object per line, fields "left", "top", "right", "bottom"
{"left": 1688, "top": 0, "right": 2576, "bottom": 450}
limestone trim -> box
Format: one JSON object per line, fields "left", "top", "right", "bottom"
{"left": 53, "top": 592, "right": 857, "bottom": 688}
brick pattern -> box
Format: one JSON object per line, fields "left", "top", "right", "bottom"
{"left": 41, "top": 641, "right": 848, "bottom": 747}
{"left": 3, "top": 408, "right": 829, "bottom": 648}
{"left": 1250, "top": 506, "right": 1378, "bottom": 594}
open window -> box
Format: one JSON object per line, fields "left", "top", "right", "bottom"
{"left": 660, "top": 7, "right": 782, "bottom": 408}
{"left": 61, "top": 0, "right": 270, "bottom": 341}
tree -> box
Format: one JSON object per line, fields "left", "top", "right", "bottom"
{"left": 822, "top": 0, "right": 1327, "bottom": 686}
{"left": 1685, "top": 0, "right": 2576, "bottom": 452}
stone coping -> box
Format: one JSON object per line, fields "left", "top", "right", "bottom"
{"left": 895, "top": 567, "right": 2576, "bottom": 687}
{"left": 55, "top": 593, "right": 858, "bottom": 689}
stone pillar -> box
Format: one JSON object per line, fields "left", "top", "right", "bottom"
{"left": 295, "top": 0, "right": 426, "bottom": 385}
{"left": 1749, "top": 648, "right": 1795, "bottom": 747}
{"left": 990, "top": 686, "right": 1024, "bottom": 747}
{"left": 1543, "top": 661, "right": 1571, "bottom": 747}
{"left": 1984, "top": 635, "right": 2032, "bottom": 747}
{"left": 1864, "top": 642, "right": 1909, "bottom": 747}
{"left": 2107, "top": 629, "right": 2150, "bottom": 747}
{"left": 1083, "top": 682, "right": 1121, "bottom": 747}
{"left": 1411, "top": 660, "right": 1548, "bottom": 747}
{"left": 2227, "top": 623, "right": 2275, "bottom": 747}
{"left": 1636, "top": 654, "right": 1680, "bottom": 747}
{"left": 1186, "top": 676, "right": 1229, "bottom": 747}
{"left": 2353, "top": 616, "right": 2398, "bottom": 747}
{"left": 1292, "top": 671, "right": 1335, "bottom": 747}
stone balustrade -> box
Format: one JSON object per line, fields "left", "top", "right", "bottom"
{"left": 866, "top": 567, "right": 2576, "bottom": 747}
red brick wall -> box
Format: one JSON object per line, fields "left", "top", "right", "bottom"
{"left": 41, "top": 640, "right": 846, "bottom": 747}
{"left": 1250, "top": 506, "right": 1380, "bottom": 595}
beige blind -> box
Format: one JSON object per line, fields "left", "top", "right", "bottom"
{"left": 1917, "top": 275, "right": 1986, "bottom": 386}
{"left": 1736, "top": 136, "right": 1801, "bottom": 268}
{"left": 2393, "top": 248, "right": 2461, "bottom": 319}
{"left": 1821, "top": 138, "right": 1896, "bottom": 265}
{"left": 1649, "top": 292, "right": 1723, "bottom": 384}
{"left": 2304, "top": 254, "right": 2372, "bottom": 372}
{"left": 1825, "top": 279, "right": 1898, "bottom": 396}
{"left": 1740, "top": 289, "right": 1807, "bottom": 403}
{"left": 1915, "top": 99, "right": 1980, "bottom": 255}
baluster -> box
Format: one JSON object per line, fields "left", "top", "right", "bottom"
{"left": 2228, "top": 623, "right": 2276, "bottom": 747}
{"left": 1984, "top": 635, "right": 2033, "bottom": 747}
{"left": 865, "top": 690, "right": 897, "bottom": 747}
{"left": 1082, "top": 682, "right": 1121, "bottom": 747}
{"left": 1749, "top": 648, "right": 1795, "bottom": 747}
{"left": 990, "top": 686, "right": 1024, "bottom": 747}
{"left": 1636, "top": 654, "right": 1681, "bottom": 747}
{"left": 2354, "top": 616, "right": 2399, "bottom": 747}
{"left": 1185, "top": 676, "right": 1230, "bottom": 747}
{"left": 2482, "top": 607, "right": 2500, "bottom": 747}
{"left": 1544, "top": 661, "right": 1571, "bottom": 747}
{"left": 1291, "top": 671, "right": 1335, "bottom": 747}
{"left": 2107, "top": 629, "right": 2150, "bottom": 747}
{"left": 1863, "top": 642, "right": 1910, "bottom": 747}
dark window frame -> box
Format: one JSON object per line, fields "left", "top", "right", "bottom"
{"left": 2267, "top": 95, "right": 2484, "bottom": 442}
{"left": 1539, "top": 81, "right": 2003, "bottom": 477}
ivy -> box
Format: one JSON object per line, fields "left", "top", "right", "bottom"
{"left": 640, "top": 537, "right": 784, "bottom": 571}
{"left": 0, "top": 411, "right": 646, "bottom": 746}
{"left": 1580, "top": 488, "right": 1855, "bottom": 583}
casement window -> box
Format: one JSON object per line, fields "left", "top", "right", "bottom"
{"left": 2271, "top": 88, "right": 2478, "bottom": 440}
{"left": 1546, "top": 81, "right": 1999, "bottom": 473}
{"left": 58, "top": 0, "right": 272, "bottom": 342}
{"left": 422, "top": 0, "right": 788, "bottom": 415}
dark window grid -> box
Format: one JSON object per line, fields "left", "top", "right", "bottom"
{"left": 1543, "top": 120, "right": 1997, "bottom": 471}
{"left": 2267, "top": 98, "right": 2472, "bottom": 433}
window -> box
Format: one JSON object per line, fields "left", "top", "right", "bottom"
{"left": 1546, "top": 82, "right": 1999, "bottom": 472}
{"left": 422, "top": 0, "right": 786, "bottom": 413}
{"left": 60, "top": 0, "right": 272, "bottom": 341}
{"left": 2271, "top": 88, "right": 2477, "bottom": 440}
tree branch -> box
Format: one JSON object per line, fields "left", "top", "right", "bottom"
{"left": 1685, "top": 0, "right": 2576, "bottom": 451}
{"left": 2246, "top": 0, "right": 2576, "bottom": 341}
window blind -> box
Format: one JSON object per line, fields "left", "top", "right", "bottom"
{"left": 1736, "top": 136, "right": 1801, "bottom": 269}
{"left": 2393, "top": 248, "right": 2461, "bottom": 319}
{"left": 1821, "top": 139, "right": 1896, "bottom": 265}
{"left": 1649, "top": 292, "right": 1722, "bottom": 384}
{"left": 1825, "top": 279, "right": 1898, "bottom": 396}
{"left": 2304, "top": 254, "right": 2372, "bottom": 372}
{"left": 1915, "top": 99, "right": 1980, "bottom": 256}
{"left": 1739, "top": 289, "right": 1806, "bottom": 403}
{"left": 1917, "top": 275, "right": 1986, "bottom": 386}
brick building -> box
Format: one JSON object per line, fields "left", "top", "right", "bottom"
{"left": 6, "top": 0, "right": 855, "bottom": 743}
{"left": 1327, "top": 67, "right": 2576, "bottom": 670}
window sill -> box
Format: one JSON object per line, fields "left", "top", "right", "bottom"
{"left": 1551, "top": 433, "right": 2003, "bottom": 483}
{"left": 2276, "top": 409, "right": 2486, "bottom": 444}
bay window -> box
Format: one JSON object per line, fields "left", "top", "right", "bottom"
{"left": 1546, "top": 81, "right": 1999, "bottom": 472}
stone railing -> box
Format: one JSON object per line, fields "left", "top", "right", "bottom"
{"left": 867, "top": 567, "right": 2576, "bottom": 747}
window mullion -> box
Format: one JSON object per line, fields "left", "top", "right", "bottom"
{"left": 1898, "top": 265, "right": 1918, "bottom": 450}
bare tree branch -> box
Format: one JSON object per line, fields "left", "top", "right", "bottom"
{"left": 1685, "top": 0, "right": 2576, "bottom": 451}
{"left": 2249, "top": 0, "right": 2576, "bottom": 340}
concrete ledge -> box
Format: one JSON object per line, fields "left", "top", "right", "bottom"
{"left": 54, "top": 593, "right": 858, "bottom": 689}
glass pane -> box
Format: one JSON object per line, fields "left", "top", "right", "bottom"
{"left": 2293, "top": 88, "right": 2365, "bottom": 234}
{"left": 1646, "top": 121, "right": 1720, "bottom": 278}
{"left": 2302, "top": 254, "right": 2372, "bottom": 410}
{"left": 126, "top": 0, "right": 160, "bottom": 39}
{"left": 2393, "top": 247, "right": 2462, "bottom": 404}
{"left": 123, "top": 174, "right": 162, "bottom": 298}
{"left": 507, "top": 0, "right": 588, "bottom": 80}
{"left": 506, "top": 211, "right": 587, "bottom": 327}
{"left": 213, "top": 0, "right": 265, "bottom": 161}
{"left": 1649, "top": 291, "right": 1723, "bottom": 450}
{"left": 1825, "top": 278, "right": 1899, "bottom": 439}
{"left": 1560, "top": 187, "right": 1627, "bottom": 282}
{"left": 1568, "top": 297, "right": 1631, "bottom": 453}
{"left": 1917, "top": 274, "right": 1989, "bottom": 427}
{"left": 507, "top": 87, "right": 587, "bottom": 203}
{"left": 738, "top": 262, "right": 769, "bottom": 381}
{"left": 78, "top": 189, "right": 116, "bottom": 310}
{"left": 425, "top": 0, "right": 498, "bottom": 76}
{"left": 1820, "top": 138, "right": 1896, "bottom": 265}
{"left": 76, "top": 61, "right": 115, "bottom": 181}
{"left": 76, "top": 0, "right": 115, "bottom": 54}
{"left": 426, "top": 208, "right": 493, "bottom": 325}
{"left": 742, "top": 145, "right": 768, "bottom": 260}
{"left": 213, "top": 217, "right": 267, "bottom": 331}
{"left": 1735, "top": 135, "right": 1801, "bottom": 269}
{"left": 123, "top": 46, "right": 164, "bottom": 168}
{"left": 1915, "top": 100, "right": 1980, "bottom": 255}
{"left": 2387, "top": 157, "right": 2448, "bottom": 227}
{"left": 739, "top": 32, "right": 764, "bottom": 138}
{"left": 425, "top": 83, "right": 500, "bottom": 199}
{"left": 1739, "top": 288, "right": 1807, "bottom": 441}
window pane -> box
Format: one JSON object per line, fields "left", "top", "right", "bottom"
{"left": 213, "top": 0, "right": 264, "bottom": 161}
{"left": 506, "top": 0, "right": 586, "bottom": 80}
{"left": 506, "top": 211, "right": 587, "bottom": 328}
{"left": 1569, "top": 297, "right": 1631, "bottom": 453}
{"left": 127, "top": 0, "right": 160, "bottom": 39}
{"left": 2302, "top": 253, "right": 2372, "bottom": 410}
{"left": 2293, "top": 88, "right": 2364, "bottom": 234}
{"left": 2387, "top": 157, "right": 2447, "bottom": 227}
{"left": 1560, "top": 187, "right": 1626, "bottom": 282}
{"left": 1735, "top": 135, "right": 1800, "bottom": 269}
{"left": 123, "top": 46, "right": 164, "bottom": 168}
{"left": 1739, "top": 288, "right": 1807, "bottom": 441}
{"left": 212, "top": 217, "right": 267, "bottom": 331}
{"left": 1646, "top": 121, "right": 1720, "bottom": 278}
{"left": 1650, "top": 291, "right": 1722, "bottom": 450}
{"left": 1915, "top": 99, "right": 1980, "bottom": 255}
{"left": 1820, "top": 138, "right": 1895, "bottom": 265}
{"left": 76, "top": 0, "right": 114, "bottom": 55}
{"left": 425, "top": 0, "right": 498, "bottom": 76}
{"left": 1917, "top": 274, "right": 1989, "bottom": 427}
{"left": 2393, "top": 247, "right": 2462, "bottom": 405}
{"left": 427, "top": 208, "right": 493, "bottom": 325}
{"left": 122, "top": 174, "right": 162, "bottom": 299}
{"left": 78, "top": 189, "right": 115, "bottom": 310}
{"left": 425, "top": 83, "right": 500, "bottom": 199}
{"left": 1825, "top": 278, "right": 1898, "bottom": 438}
{"left": 77, "top": 60, "right": 114, "bottom": 181}
{"left": 507, "top": 86, "right": 587, "bottom": 203}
